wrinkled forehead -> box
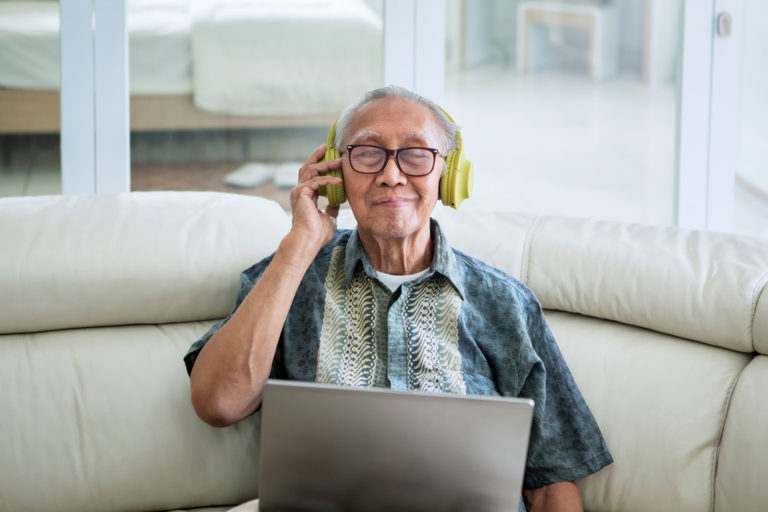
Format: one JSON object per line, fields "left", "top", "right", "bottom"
{"left": 346, "top": 98, "right": 447, "bottom": 150}
{"left": 349, "top": 129, "right": 436, "bottom": 146}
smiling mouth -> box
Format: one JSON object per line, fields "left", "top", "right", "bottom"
{"left": 373, "top": 197, "right": 414, "bottom": 206}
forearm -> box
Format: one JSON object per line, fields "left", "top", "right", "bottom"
{"left": 523, "top": 481, "right": 583, "bottom": 512}
{"left": 190, "top": 231, "right": 322, "bottom": 426}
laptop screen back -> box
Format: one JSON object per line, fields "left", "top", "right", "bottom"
{"left": 258, "top": 380, "right": 534, "bottom": 512}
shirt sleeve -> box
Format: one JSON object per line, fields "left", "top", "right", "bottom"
{"left": 183, "top": 256, "right": 272, "bottom": 376}
{"left": 517, "top": 294, "right": 613, "bottom": 489}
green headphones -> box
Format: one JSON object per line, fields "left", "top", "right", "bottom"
{"left": 317, "top": 108, "right": 474, "bottom": 209}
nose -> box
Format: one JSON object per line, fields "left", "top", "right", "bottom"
{"left": 375, "top": 153, "right": 407, "bottom": 187}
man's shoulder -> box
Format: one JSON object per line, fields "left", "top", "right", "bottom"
{"left": 450, "top": 248, "right": 537, "bottom": 304}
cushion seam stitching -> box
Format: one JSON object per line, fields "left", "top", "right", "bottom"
{"left": 710, "top": 362, "right": 748, "bottom": 512}
{"left": 521, "top": 217, "right": 542, "bottom": 285}
{"left": 748, "top": 270, "right": 768, "bottom": 352}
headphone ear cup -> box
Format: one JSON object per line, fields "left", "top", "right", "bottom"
{"left": 441, "top": 148, "right": 473, "bottom": 209}
{"left": 321, "top": 146, "right": 346, "bottom": 207}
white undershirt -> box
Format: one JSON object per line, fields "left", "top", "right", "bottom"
{"left": 376, "top": 268, "right": 431, "bottom": 292}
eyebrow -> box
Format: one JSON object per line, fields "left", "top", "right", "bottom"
{"left": 349, "top": 130, "right": 380, "bottom": 143}
{"left": 403, "top": 131, "right": 429, "bottom": 141}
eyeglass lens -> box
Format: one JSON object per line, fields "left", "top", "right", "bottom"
{"left": 350, "top": 146, "right": 435, "bottom": 176}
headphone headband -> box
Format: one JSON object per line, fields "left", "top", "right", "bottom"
{"left": 438, "top": 107, "right": 463, "bottom": 155}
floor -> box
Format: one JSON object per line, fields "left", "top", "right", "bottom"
{"left": 1, "top": 67, "right": 766, "bottom": 239}
{"left": 131, "top": 162, "right": 294, "bottom": 210}
{"left": 444, "top": 68, "right": 768, "bottom": 239}
{"left": 445, "top": 69, "right": 678, "bottom": 225}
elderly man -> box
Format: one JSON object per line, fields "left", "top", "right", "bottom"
{"left": 184, "top": 86, "right": 612, "bottom": 511}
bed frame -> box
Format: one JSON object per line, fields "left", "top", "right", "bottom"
{"left": 0, "top": 88, "right": 336, "bottom": 134}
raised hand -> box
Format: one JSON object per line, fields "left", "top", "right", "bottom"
{"left": 289, "top": 144, "right": 343, "bottom": 251}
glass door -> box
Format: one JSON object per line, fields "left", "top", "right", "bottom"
{"left": 443, "top": 0, "right": 683, "bottom": 227}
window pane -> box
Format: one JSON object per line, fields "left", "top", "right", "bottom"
{"left": 734, "top": 0, "right": 768, "bottom": 239}
{"left": 129, "top": 0, "right": 384, "bottom": 210}
{"left": 0, "top": 0, "right": 62, "bottom": 197}
{"left": 444, "top": 0, "right": 682, "bottom": 226}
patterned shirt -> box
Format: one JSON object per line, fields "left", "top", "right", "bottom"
{"left": 185, "top": 219, "right": 613, "bottom": 498}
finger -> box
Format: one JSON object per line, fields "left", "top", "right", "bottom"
{"left": 314, "top": 158, "right": 342, "bottom": 173}
{"left": 299, "top": 158, "right": 342, "bottom": 184}
{"left": 297, "top": 145, "right": 328, "bottom": 181}
{"left": 290, "top": 177, "right": 343, "bottom": 216}
{"left": 303, "top": 174, "right": 343, "bottom": 192}
{"left": 291, "top": 175, "right": 343, "bottom": 202}
{"left": 303, "top": 144, "right": 328, "bottom": 166}
{"left": 324, "top": 205, "right": 340, "bottom": 220}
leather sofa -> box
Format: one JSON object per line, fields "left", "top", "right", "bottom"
{"left": 1, "top": 191, "right": 766, "bottom": 512}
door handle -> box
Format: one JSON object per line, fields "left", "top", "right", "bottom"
{"left": 717, "top": 12, "right": 732, "bottom": 37}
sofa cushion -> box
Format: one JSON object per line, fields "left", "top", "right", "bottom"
{"left": 714, "top": 355, "right": 768, "bottom": 512}
{"left": 524, "top": 217, "right": 768, "bottom": 353}
{"left": 547, "top": 310, "right": 752, "bottom": 512}
{"left": 0, "top": 321, "right": 261, "bottom": 512}
{"left": 0, "top": 191, "right": 290, "bottom": 334}
{"left": 754, "top": 287, "right": 768, "bottom": 355}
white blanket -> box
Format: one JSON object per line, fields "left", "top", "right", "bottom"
{"left": 0, "top": 0, "right": 382, "bottom": 115}
{"left": 189, "top": 0, "right": 382, "bottom": 116}
{"left": 0, "top": 0, "right": 193, "bottom": 94}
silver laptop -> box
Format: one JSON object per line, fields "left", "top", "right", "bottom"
{"left": 258, "top": 380, "right": 534, "bottom": 512}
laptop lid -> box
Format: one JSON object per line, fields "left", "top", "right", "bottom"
{"left": 258, "top": 380, "right": 534, "bottom": 512}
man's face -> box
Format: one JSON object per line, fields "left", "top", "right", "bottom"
{"left": 342, "top": 97, "right": 446, "bottom": 241}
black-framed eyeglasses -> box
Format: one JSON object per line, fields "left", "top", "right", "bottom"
{"left": 346, "top": 145, "right": 444, "bottom": 177}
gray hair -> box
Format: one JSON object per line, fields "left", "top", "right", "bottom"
{"left": 333, "top": 85, "right": 459, "bottom": 155}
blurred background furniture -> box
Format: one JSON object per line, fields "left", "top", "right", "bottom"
{"left": 516, "top": 0, "right": 619, "bottom": 80}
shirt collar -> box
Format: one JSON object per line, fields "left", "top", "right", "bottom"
{"left": 343, "top": 218, "right": 465, "bottom": 299}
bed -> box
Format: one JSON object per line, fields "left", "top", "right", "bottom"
{"left": 0, "top": 0, "right": 383, "bottom": 134}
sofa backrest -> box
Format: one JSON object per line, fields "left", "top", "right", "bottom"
{"left": 0, "top": 191, "right": 290, "bottom": 334}
{"left": 1, "top": 192, "right": 767, "bottom": 512}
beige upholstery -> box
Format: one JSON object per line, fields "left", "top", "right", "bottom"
{"left": 0, "top": 192, "right": 289, "bottom": 334}
{"left": 226, "top": 499, "right": 260, "bottom": 512}
{"left": 754, "top": 288, "right": 768, "bottom": 354}
{"left": 1, "top": 191, "right": 766, "bottom": 512}
{"left": 0, "top": 323, "right": 260, "bottom": 511}
{"left": 0, "top": 193, "right": 280, "bottom": 512}
{"left": 523, "top": 216, "right": 768, "bottom": 353}
{"left": 169, "top": 509, "right": 231, "bottom": 512}
{"left": 549, "top": 312, "right": 750, "bottom": 512}
{"left": 714, "top": 356, "right": 768, "bottom": 512}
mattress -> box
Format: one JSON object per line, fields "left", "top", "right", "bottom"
{"left": 0, "top": 0, "right": 382, "bottom": 115}
{"left": 189, "top": 0, "right": 382, "bottom": 115}
{"left": 0, "top": 0, "right": 193, "bottom": 95}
